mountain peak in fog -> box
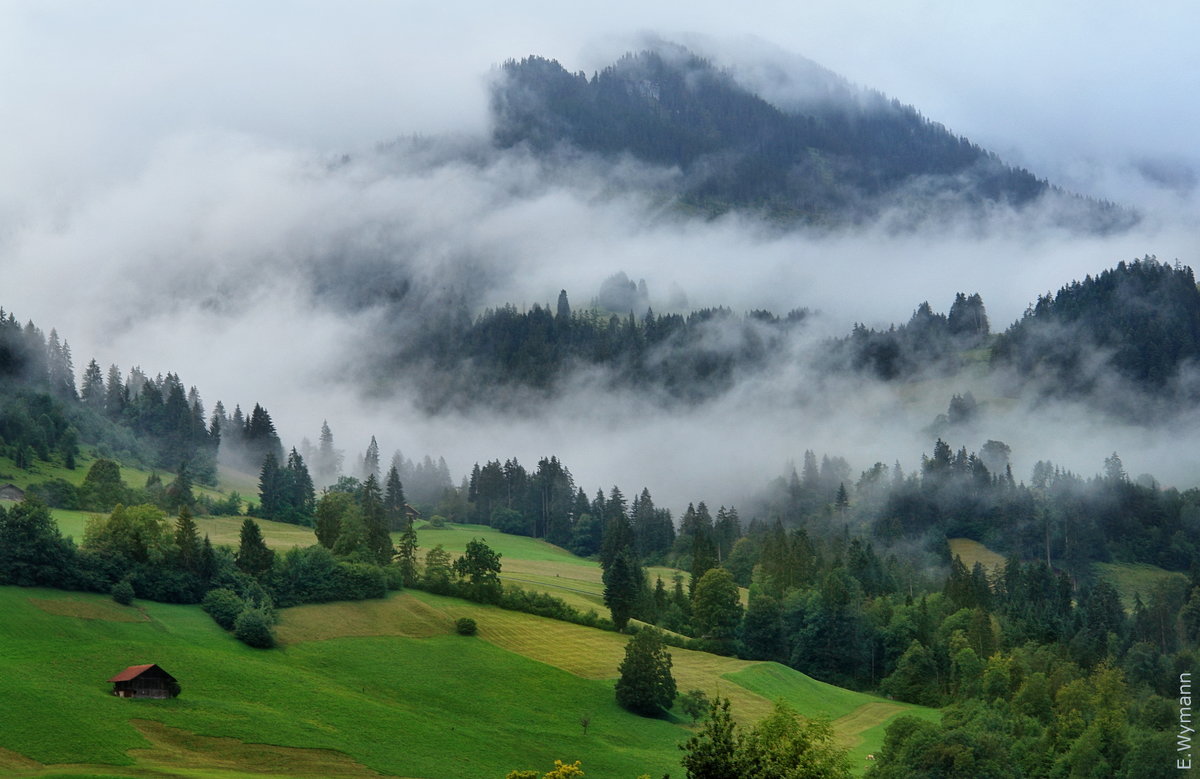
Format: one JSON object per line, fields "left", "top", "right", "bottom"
{"left": 490, "top": 45, "right": 1133, "bottom": 232}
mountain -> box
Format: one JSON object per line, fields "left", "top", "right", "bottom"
{"left": 490, "top": 46, "right": 1131, "bottom": 229}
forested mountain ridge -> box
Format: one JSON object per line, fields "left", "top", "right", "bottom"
{"left": 991, "top": 257, "right": 1200, "bottom": 402}
{"left": 490, "top": 47, "right": 1131, "bottom": 229}
{"left": 392, "top": 257, "right": 1200, "bottom": 421}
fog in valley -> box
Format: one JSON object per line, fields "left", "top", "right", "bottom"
{"left": 3, "top": 1, "right": 1199, "bottom": 512}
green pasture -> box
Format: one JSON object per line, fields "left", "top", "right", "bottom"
{"left": 948, "top": 537, "right": 1007, "bottom": 577}
{"left": 0, "top": 587, "right": 684, "bottom": 778}
{"left": 0, "top": 585, "right": 931, "bottom": 777}
{"left": 1093, "top": 561, "right": 1189, "bottom": 611}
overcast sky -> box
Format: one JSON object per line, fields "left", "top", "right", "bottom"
{"left": 3, "top": 1, "right": 1199, "bottom": 501}
{"left": 3, "top": 1, "right": 1198, "bottom": 205}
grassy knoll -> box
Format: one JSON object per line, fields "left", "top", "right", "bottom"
{"left": 277, "top": 590, "right": 931, "bottom": 769}
{"left": 0, "top": 585, "right": 931, "bottom": 777}
{"left": 948, "top": 537, "right": 1007, "bottom": 576}
{"left": 413, "top": 523, "right": 608, "bottom": 614}
{"left": 723, "top": 663, "right": 938, "bottom": 765}
{"left": 410, "top": 523, "right": 704, "bottom": 614}
{"left": 194, "top": 515, "right": 317, "bottom": 550}
{"left": 1094, "top": 561, "right": 1189, "bottom": 611}
{"left": 0, "top": 586, "right": 686, "bottom": 778}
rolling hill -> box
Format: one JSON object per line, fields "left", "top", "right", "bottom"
{"left": 0, "top": 585, "right": 934, "bottom": 777}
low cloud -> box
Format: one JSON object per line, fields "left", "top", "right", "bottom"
{"left": 3, "top": 11, "right": 1199, "bottom": 512}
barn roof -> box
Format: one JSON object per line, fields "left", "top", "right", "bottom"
{"left": 107, "top": 663, "right": 164, "bottom": 682}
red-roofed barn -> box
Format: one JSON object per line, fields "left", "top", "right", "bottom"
{"left": 107, "top": 664, "right": 179, "bottom": 699}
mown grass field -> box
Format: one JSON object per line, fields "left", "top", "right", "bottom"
{"left": 0, "top": 585, "right": 931, "bottom": 777}
{"left": 948, "top": 537, "right": 1007, "bottom": 576}
{"left": 0, "top": 586, "right": 686, "bottom": 778}
{"left": 1093, "top": 561, "right": 1190, "bottom": 611}
{"left": 19, "top": 490, "right": 927, "bottom": 775}
{"left": 412, "top": 522, "right": 702, "bottom": 615}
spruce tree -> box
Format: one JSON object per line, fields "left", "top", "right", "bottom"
{"left": 104, "top": 364, "right": 127, "bottom": 418}
{"left": 396, "top": 519, "right": 419, "bottom": 586}
{"left": 257, "top": 452, "right": 282, "bottom": 520}
{"left": 174, "top": 507, "right": 200, "bottom": 572}
{"left": 80, "top": 359, "right": 106, "bottom": 409}
{"left": 199, "top": 534, "right": 216, "bottom": 582}
{"left": 603, "top": 548, "right": 643, "bottom": 631}
{"left": 362, "top": 436, "right": 380, "bottom": 481}
{"left": 360, "top": 473, "right": 391, "bottom": 565}
{"left": 283, "top": 448, "right": 316, "bottom": 525}
{"left": 314, "top": 420, "right": 341, "bottom": 487}
{"left": 236, "top": 518, "right": 274, "bottom": 577}
{"left": 384, "top": 465, "right": 406, "bottom": 530}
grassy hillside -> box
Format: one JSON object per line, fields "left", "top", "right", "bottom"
{"left": 1094, "top": 561, "right": 1189, "bottom": 611}
{"left": 0, "top": 586, "right": 932, "bottom": 777}
{"left": 948, "top": 537, "right": 1007, "bottom": 576}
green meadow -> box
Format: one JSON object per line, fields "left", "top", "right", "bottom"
{"left": 1093, "top": 561, "right": 1189, "bottom": 611}
{"left": 0, "top": 584, "right": 931, "bottom": 777}
{"left": 3, "top": 488, "right": 934, "bottom": 776}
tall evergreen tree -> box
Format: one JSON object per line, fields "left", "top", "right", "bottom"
{"left": 384, "top": 465, "right": 407, "bottom": 530}
{"left": 362, "top": 436, "right": 381, "bottom": 481}
{"left": 257, "top": 451, "right": 283, "bottom": 520}
{"left": 360, "top": 473, "right": 392, "bottom": 565}
{"left": 104, "top": 364, "right": 127, "bottom": 418}
{"left": 314, "top": 420, "right": 342, "bottom": 488}
{"left": 282, "top": 448, "right": 316, "bottom": 525}
{"left": 173, "top": 507, "right": 201, "bottom": 573}
{"left": 80, "top": 359, "right": 105, "bottom": 409}
{"left": 236, "top": 518, "right": 274, "bottom": 577}
{"left": 396, "top": 519, "right": 419, "bottom": 586}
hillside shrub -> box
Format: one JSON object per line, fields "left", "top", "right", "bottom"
{"left": 25, "top": 478, "right": 78, "bottom": 509}
{"left": 331, "top": 562, "right": 388, "bottom": 600}
{"left": 202, "top": 587, "right": 243, "bottom": 631}
{"left": 234, "top": 608, "right": 276, "bottom": 649}
{"left": 456, "top": 617, "right": 477, "bottom": 635}
{"left": 110, "top": 578, "right": 134, "bottom": 605}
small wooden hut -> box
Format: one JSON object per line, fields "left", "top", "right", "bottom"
{"left": 0, "top": 483, "right": 25, "bottom": 501}
{"left": 107, "top": 664, "right": 179, "bottom": 699}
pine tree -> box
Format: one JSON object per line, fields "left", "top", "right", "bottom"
{"left": 556, "top": 289, "right": 571, "bottom": 321}
{"left": 236, "top": 518, "right": 274, "bottom": 577}
{"left": 280, "top": 448, "right": 316, "bottom": 525}
{"left": 384, "top": 465, "right": 407, "bottom": 530}
{"left": 396, "top": 519, "right": 419, "bottom": 586}
{"left": 314, "top": 420, "right": 342, "bottom": 487}
{"left": 362, "top": 436, "right": 380, "bottom": 481}
{"left": 257, "top": 452, "right": 282, "bottom": 520}
{"left": 165, "top": 463, "right": 196, "bottom": 511}
{"left": 603, "top": 549, "right": 643, "bottom": 631}
{"left": 360, "top": 473, "right": 391, "bottom": 565}
{"left": 80, "top": 359, "right": 105, "bottom": 409}
{"left": 198, "top": 534, "right": 216, "bottom": 582}
{"left": 104, "top": 365, "right": 127, "bottom": 418}
{"left": 174, "top": 507, "right": 201, "bottom": 572}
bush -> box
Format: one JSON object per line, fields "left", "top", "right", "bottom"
{"left": 202, "top": 587, "right": 244, "bottom": 631}
{"left": 234, "top": 608, "right": 276, "bottom": 649}
{"left": 456, "top": 617, "right": 478, "bottom": 636}
{"left": 330, "top": 562, "right": 388, "bottom": 600}
{"left": 25, "top": 478, "right": 79, "bottom": 509}
{"left": 111, "top": 578, "right": 134, "bottom": 606}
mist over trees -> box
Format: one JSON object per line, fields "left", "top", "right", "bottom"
{"left": 491, "top": 46, "right": 1130, "bottom": 230}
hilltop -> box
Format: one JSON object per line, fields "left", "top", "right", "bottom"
{"left": 490, "top": 45, "right": 1131, "bottom": 230}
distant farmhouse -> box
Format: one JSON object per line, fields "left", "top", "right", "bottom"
{"left": 107, "top": 664, "right": 180, "bottom": 699}
{"left": 0, "top": 483, "right": 25, "bottom": 501}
